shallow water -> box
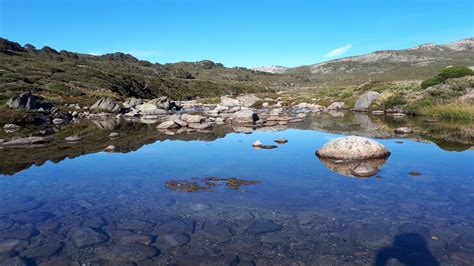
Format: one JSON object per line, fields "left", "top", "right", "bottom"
{"left": 1, "top": 114, "right": 473, "bottom": 265}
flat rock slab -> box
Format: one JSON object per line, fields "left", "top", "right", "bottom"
{"left": 245, "top": 220, "right": 282, "bottom": 235}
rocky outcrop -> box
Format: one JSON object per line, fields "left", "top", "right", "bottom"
{"left": 90, "top": 98, "right": 120, "bottom": 112}
{"left": 123, "top": 98, "right": 143, "bottom": 109}
{"left": 316, "top": 136, "right": 390, "bottom": 160}
{"left": 6, "top": 91, "right": 54, "bottom": 111}
{"left": 353, "top": 91, "right": 380, "bottom": 112}
{"left": 221, "top": 96, "right": 241, "bottom": 107}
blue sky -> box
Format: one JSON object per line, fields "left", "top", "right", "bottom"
{"left": 0, "top": 0, "right": 473, "bottom": 68}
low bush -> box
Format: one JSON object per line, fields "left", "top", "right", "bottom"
{"left": 421, "top": 66, "right": 473, "bottom": 89}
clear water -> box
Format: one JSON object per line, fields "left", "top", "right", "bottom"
{"left": 1, "top": 115, "right": 473, "bottom": 265}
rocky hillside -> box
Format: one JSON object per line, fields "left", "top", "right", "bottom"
{"left": 259, "top": 38, "right": 474, "bottom": 85}
{"left": 0, "top": 38, "right": 309, "bottom": 106}
{"left": 253, "top": 65, "right": 289, "bottom": 74}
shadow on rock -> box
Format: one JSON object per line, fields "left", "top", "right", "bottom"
{"left": 374, "top": 233, "right": 439, "bottom": 266}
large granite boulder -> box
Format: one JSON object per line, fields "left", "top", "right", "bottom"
{"left": 123, "top": 98, "right": 143, "bottom": 109}
{"left": 353, "top": 91, "right": 380, "bottom": 112}
{"left": 6, "top": 91, "right": 38, "bottom": 110}
{"left": 90, "top": 98, "right": 120, "bottom": 112}
{"left": 326, "top": 101, "right": 345, "bottom": 110}
{"left": 316, "top": 136, "right": 390, "bottom": 160}
{"left": 231, "top": 110, "right": 259, "bottom": 124}
{"left": 236, "top": 94, "right": 261, "bottom": 107}
{"left": 221, "top": 96, "right": 241, "bottom": 107}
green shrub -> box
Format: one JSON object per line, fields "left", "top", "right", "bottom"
{"left": 47, "top": 82, "right": 84, "bottom": 96}
{"left": 338, "top": 90, "right": 352, "bottom": 99}
{"left": 438, "top": 66, "right": 473, "bottom": 80}
{"left": 383, "top": 94, "right": 406, "bottom": 109}
{"left": 421, "top": 66, "right": 473, "bottom": 89}
{"left": 421, "top": 76, "right": 445, "bottom": 90}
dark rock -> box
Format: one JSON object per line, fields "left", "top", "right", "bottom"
{"left": 0, "top": 229, "right": 38, "bottom": 240}
{"left": 274, "top": 138, "right": 288, "bottom": 144}
{"left": 245, "top": 220, "right": 282, "bottom": 235}
{"left": 0, "top": 239, "right": 29, "bottom": 252}
{"left": 6, "top": 91, "right": 38, "bottom": 110}
{"left": 9, "top": 211, "right": 54, "bottom": 224}
{"left": 409, "top": 171, "right": 422, "bottom": 176}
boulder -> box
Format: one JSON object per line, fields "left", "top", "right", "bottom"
{"left": 3, "top": 124, "right": 20, "bottom": 131}
{"left": 353, "top": 91, "right": 380, "bottom": 112}
{"left": 188, "top": 122, "right": 212, "bottom": 130}
{"left": 351, "top": 162, "right": 379, "bottom": 177}
{"left": 394, "top": 127, "right": 413, "bottom": 134}
{"left": 236, "top": 94, "right": 261, "bottom": 107}
{"left": 231, "top": 110, "right": 259, "bottom": 124}
{"left": 109, "top": 132, "right": 119, "bottom": 138}
{"left": 104, "top": 145, "right": 116, "bottom": 152}
{"left": 181, "top": 114, "right": 205, "bottom": 123}
{"left": 316, "top": 136, "right": 390, "bottom": 160}
{"left": 326, "top": 101, "right": 345, "bottom": 110}
{"left": 65, "top": 136, "right": 82, "bottom": 142}
{"left": 90, "top": 98, "right": 120, "bottom": 112}
{"left": 6, "top": 91, "right": 38, "bottom": 110}
{"left": 221, "top": 96, "right": 241, "bottom": 107}
{"left": 156, "top": 120, "right": 180, "bottom": 129}
{"left": 123, "top": 98, "right": 143, "bottom": 109}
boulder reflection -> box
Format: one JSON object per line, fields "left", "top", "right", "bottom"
{"left": 317, "top": 157, "right": 388, "bottom": 178}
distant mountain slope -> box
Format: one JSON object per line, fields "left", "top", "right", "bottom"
{"left": 259, "top": 38, "right": 474, "bottom": 85}
{"left": 0, "top": 38, "right": 306, "bottom": 104}
{"left": 253, "top": 65, "right": 289, "bottom": 74}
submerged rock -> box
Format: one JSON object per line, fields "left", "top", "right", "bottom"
{"left": 245, "top": 220, "right": 282, "bottom": 235}
{"left": 70, "top": 227, "right": 108, "bottom": 248}
{"left": 94, "top": 244, "right": 158, "bottom": 262}
{"left": 158, "top": 233, "right": 190, "bottom": 248}
{"left": 274, "top": 138, "right": 288, "bottom": 144}
{"left": 316, "top": 136, "right": 390, "bottom": 160}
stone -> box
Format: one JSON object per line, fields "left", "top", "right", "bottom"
{"left": 316, "top": 136, "right": 390, "bottom": 160}
{"left": 90, "top": 98, "right": 120, "bottom": 112}
{"left": 2, "top": 137, "right": 51, "bottom": 146}
{"left": 353, "top": 91, "right": 380, "bottom": 112}
{"left": 352, "top": 162, "right": 378, "bottom": 177}
{"left": 0, "top": 239, "right": 29, "bottom": 252}
{"left": 245, "top": 220, "right": 282, "bottom": 235}
{"left": 104, "top": 145, "right": 116, "bottom": 152}
{"left": 158, "top": 233, "right": 190, "bottom": 248}
{"left": 3, "top": 124, "right": 20, "bottom": 131}
{"left": 6, "top": 91, "right": 38, "bottom": 110}
{"left": 372, "top": 110, "right": 385, "bottom": 115}
{"left": 181, "top": 114, "right": 205, "bottom": 123}
{"left": 70, "top": 227, "right": 108, "bottom": 248}
{"left": 188, "top": 122, "right": 212, "bottom": 130}
{"left": 109, "top": 132, "right": 119, "bottom": 138}
{"left": 111, "top": 231, "right": 153, "bottom": 245}
{"left": 274, "top": 138, "right": 288, "bottom": 144}
{"left": 394, "top": 127, "right": 414, "bottom": 134}
{"left": 232, "top": 110, "right": 259, "bottom": 124}
{"left": 326, "top": 101, "right": 345, "bottom": 110}
{"left": 156, "top": 120, "right": 180, "bottom": 129}
{"left": 236, "top": 94, "right": 261, "bottom": 107}
{"left": 94, "top": 244, "right": 158, "bottom": 262}
{"left": 65, "top": 136, "right": 81, "bottom": 142}
{"left": 137, "top": 103, "right": 158, "bottom": 112}
{"left": 173, "top": 119, "right": 188, "bottom": 127}
{"left": 52, "top": 118, "right": 65, "bottom": 124}
{"left": 123, "top": 98, "right": 143, "bottom": 109}
{"left": 252, "top": 140, "right": 263, "bottom": 147}
{"left": 409, "top": 171, "right": 422, "bottom": 176}
{"left": 221, "top": 96, "right": 241, "bottom": 107}
{"left": 155, "top": 219, "right": 195, "bottom": 235}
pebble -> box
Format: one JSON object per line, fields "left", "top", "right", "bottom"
{"left": 245, "top": 220, "right": 282, "bottom": 235}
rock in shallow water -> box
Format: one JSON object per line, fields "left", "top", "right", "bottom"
{"left": 94, "top": 244, "right": 159, "bottom": 262}
{"left": 316, "top": 136, "right": 390, "bottom": 160}
{"left": 158, "top": 233, "right": 190, "bottom": 248}
{"left": 70, "top": 227, "right": 108, "bottom": 248}
{"left": 245, "top": 220, "right": 282, "bottom": 235}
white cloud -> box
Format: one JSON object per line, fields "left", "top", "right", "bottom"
{"left": 324, "top": 44, "right": 353, "bottom": 58}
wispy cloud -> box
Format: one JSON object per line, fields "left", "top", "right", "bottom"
{"left": 324, "top": 44, "right": 352, "bottom": 58}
